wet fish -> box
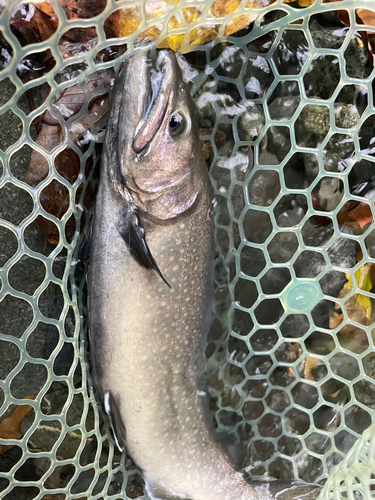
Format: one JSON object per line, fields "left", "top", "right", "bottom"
{"left": 88, "top": 49, "right": 321, "bottom": 500}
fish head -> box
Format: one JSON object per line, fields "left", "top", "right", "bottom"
{"left": 111, "top": 49, "right": 207, "bottom": 222}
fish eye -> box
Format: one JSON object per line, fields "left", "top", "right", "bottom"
{"left": 169, "top": 110, "right": 186, "bottom": 135}
{"left": 169, "top": 114, "right": 180, "bottom": 130}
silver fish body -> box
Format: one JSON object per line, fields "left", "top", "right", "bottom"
{"left": 88, "top": 49, "right": 321, "bottom": 500}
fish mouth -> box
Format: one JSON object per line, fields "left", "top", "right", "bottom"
{"left": 132, "top": 50, "right": 172, "bottom": 154}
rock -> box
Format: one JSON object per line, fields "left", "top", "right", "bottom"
{"left": 274, "top": 194, "right": 308, "bottom": 228}
{"left": 309, "top": 16, "right": 347, "bottom": 49}
{"left": 237, "top": 102, "right": 265, "bottom": 142}
{"left": 268, "top": 96, "right": 300, "bottom": 121}
{"left": 344, "top": 35, "right": 372, "bottom": 79}
{"left": 248, "top": 170, "right": 280, "bottom": 207}
{"left": 334, "top": 103, "right": 361, "bottom": 129}
{"left": 322, "top": 133, "right": 355, "bottom": 173}
{"left": 215, "top": 46, "right": 246, "bottom": 79}
{"left": 295, "top": 104, "right": 330, "bottom": 148}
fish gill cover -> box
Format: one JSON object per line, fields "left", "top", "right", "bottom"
{"left": 0, "top": 0, "right": 374, "bottom": 499}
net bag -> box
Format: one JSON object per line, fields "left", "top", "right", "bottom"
{"left": 0, "top": 0, "right": 374, "bottom": 498}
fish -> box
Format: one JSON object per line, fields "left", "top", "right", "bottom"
{"left": 88, "top": 48, "right": 322, "bottom": 500}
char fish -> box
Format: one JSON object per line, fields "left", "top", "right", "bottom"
{"left": 88, "top": 48, "right": 321, "bottom": 500}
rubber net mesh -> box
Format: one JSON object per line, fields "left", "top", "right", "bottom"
{"left": 0, "top": 0, "right": 374, "bottom": 498}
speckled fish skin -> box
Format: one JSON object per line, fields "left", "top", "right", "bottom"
{"left": 88, "top": 50, "right": 323, "bottom": 500}
{"left": 88, "top": 48, "right": 268, "bottom": 500}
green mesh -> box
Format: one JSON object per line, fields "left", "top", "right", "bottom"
{"left": 0, "top": 0, "right": 374, "bottom": 499}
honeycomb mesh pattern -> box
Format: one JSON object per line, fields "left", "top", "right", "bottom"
{"left": 0, "top": 0, "right": 374, "bottom": 499}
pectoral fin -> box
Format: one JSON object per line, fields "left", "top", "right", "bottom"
{"left": 121, "top": 209, "right": 171, "bottom": 288}
{"left": 104, "top": 391, "right": 126, "bottom": 452}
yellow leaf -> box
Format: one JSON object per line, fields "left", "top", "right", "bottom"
{"left": 164, "top": 34, "right": 185, "bottom": 51}
{"left": 159, "top": 7, "right": 202, "bottom": 51}
{"left": 304, "top": 357, "right": 320, "bottom": 381}
{"left": 190, "top": 26, "right": 218, "bottom": 46}
{"left": 145, "top": 0, "right": 178, "bottom": 20}
{"left": 211, "top": 0, "right": 238, "bottom": 18}
{"left": 211, "top": 0, "right": 275, "bottom": 17}
{"left": 0, "top": 396, "right": 35, "bottom": 454}
{"left": 226, "top": 0, "right": 242, "bottom": 13}
{"left": 298, "top": 0, "right": 317, "bottom": 5}
{"left": 225, "top": 14, "right": 256, "bottom": 35}
{"left": 118, "top": 8, "right": 141, "bottom": 37}
{"left": 170, "top": 7, "right": 200, "bottom": 28}
{"left": 137, "top": 25, "right": 161, "bottom": 43}
{"left": 345, "top": 264, "right": 373, "bottom": 293}
{"left": 284, "top": 0, "right": 316, "bottom": 4}
{"left": 356, "top": 294, "right": 372, "bottom": 319}
{"left": 341, "top": 264, "right": 372, "bottom": 320}
{"left": 355, "top": 264, "right": 372, "bottom": 292}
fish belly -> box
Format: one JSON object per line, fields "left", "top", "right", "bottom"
{"left": 89, "top": 184, "right": 256, "bottom": 499}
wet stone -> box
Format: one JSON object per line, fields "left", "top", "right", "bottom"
{"left": 323, "top": 133, "right": 355, "bottom": 173}
{"left": 268, "top": 96, "right": 300, "bottom": 121}
{"left": 344, "top": 34, "right": 372, "bottom": 79}
{"left": 334, "top": 103, "right": 361, "bottom": 129}
{"left": 0, "top": 295, "right": 33, "bottom": 339}
{"left": 8, "top": 255, "right": 45, "bottom": 296}
{"left": 0, "top": 110, "right": 23, "bottom": 151}
{"left": 0, "top": 225, "right": 18, "bottom": 266}
{"left": 304, "top": 55, "right": 340, "bottom": 100}
{"left": 301, "top": 218, "right": 334, "bottom": 247}
{"left": 0, "top": 184, "right": 34, "bottom": 226}
{"left": 265, "top": 126, "right": 291, "bottom": 163}
{"left": 215, "top": 46, "right": 246, "bottom": 79}
{"left": 243, "top": 56, "right": 274, "bottom": 99}
{"left": 9, "top": 145, "right": 35, "bottom": 183}
{"left": 248, "top": 170, "right": 280, "bottom": 207}
{"left": 309, "top": 15, "right": 347, "bottom": 50}
{"left": 27, "top": 421, "right": 62, "bottom": 454}
{"left": 313, "top": 177, "right": 343, "bottom": 211}
{"left": 0, "top": 78, "right": 16, "bottom": 108}
{"left": 319, "top": 270, "right": 348, "bottom": 299}
{"left": 237, "top": 102, "right": 265, "bottom": 142}
{"left": 295, "top": 104, "right": 330, "bottom": 148}
{"left": 267, "top": 232, "right": 298, "bottom": 264}
{"left": 327, "top": 228, "right": 356, "bottom": 268}
{"left": 26, "top": 323, "right": 59, "bottom": 360}
{"left": 10, "top": 362, "right": 48, "bottom": 399}
{"left": 273, "top": 29, "right": 309, "bottom": 76}
{"left": 0, "top": 339, "right": 20, "bottom": 380}
{"left": 274, "top": 194, "right": 307, "bottom": 228}
{"left": 195, "top": 89, "right": 216, "bottom": 129}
